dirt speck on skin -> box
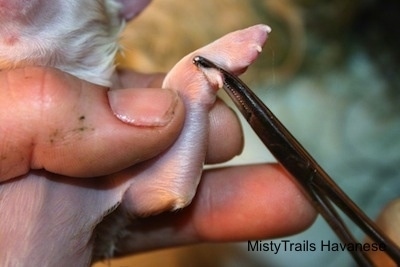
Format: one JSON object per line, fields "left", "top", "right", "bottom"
{"left": 49, "top": 129, "right": 60, "bottom": 144}
{"left": 48, "top": 117, "right": 95, "bottom": 144}
{"left": 73, "top": 126, "right": 95, "bottom": 132}
{"left": 75, "top": 115, "right": 94, "bottom": 132}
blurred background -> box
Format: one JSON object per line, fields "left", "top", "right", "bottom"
{"left": 95, "top": 0, "right": 400, "bottom": 266}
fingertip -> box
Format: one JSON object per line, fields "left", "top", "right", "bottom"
{"left": 206, "top": 99, "right": 244, "bottom": 163}
{"left": 191, "top": 164, "right": 317, "bottom": 241}
{"left": 108, "top": 88, "right": 180, "bottom": 127}
{"left": 117, "top": 69, "right": 165, "bottom": 88}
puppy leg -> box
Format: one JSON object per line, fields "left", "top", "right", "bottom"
{"left": 122, "top": 25, "right": 271, "bottom": 216}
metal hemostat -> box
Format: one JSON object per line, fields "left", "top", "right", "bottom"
{"left": 193, "top": 55, "right": 400, "bottom": 266}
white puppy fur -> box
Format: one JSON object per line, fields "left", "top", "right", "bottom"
{"left": 0, "top": 0, "right": 122, "bottom": 86}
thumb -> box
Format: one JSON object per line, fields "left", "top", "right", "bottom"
{"left": 0, "top": 67, "right": 184, "bottom": 181}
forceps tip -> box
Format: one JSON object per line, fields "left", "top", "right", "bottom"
{"left": 193, "top": 56, "right": 227, "bottom": 89}
{"left": 192, "top": 56, "right": 218, "bottom": 70}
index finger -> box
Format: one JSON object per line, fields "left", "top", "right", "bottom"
{"left": 110, "top": 163, "right": 317, "bottom": 255}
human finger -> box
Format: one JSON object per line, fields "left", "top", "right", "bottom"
{"left": 0, "top": 67, "right": 185, "bottom": 180}
{"left": 117, "top": 69, "right": 244, "bottom": 164}
{"left": 111, "top": 163, "right": 317, "bottom": 255}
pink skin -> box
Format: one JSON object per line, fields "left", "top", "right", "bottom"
{"left": 122, "top": 24, "right": 271, "bottom": 216}
{"left": 0, "top": 0, "right": 271, "bottom": 265}
{"left": 99, "top": 24, "right": 270, "bottom": 258}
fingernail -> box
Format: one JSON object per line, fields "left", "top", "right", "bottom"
{"left": 108, "top": 88, "right": 178, "bottom": 126}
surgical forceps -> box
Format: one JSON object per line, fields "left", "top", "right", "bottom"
{"left": 193, "top": 56, "right": 400, "bottom": 266}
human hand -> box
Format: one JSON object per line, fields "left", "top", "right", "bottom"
{"left": 0, "top": 67, "right": 185, "bottom": 264}
{"left": 0, "top": 67, "right": 316, "bottom": 265}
